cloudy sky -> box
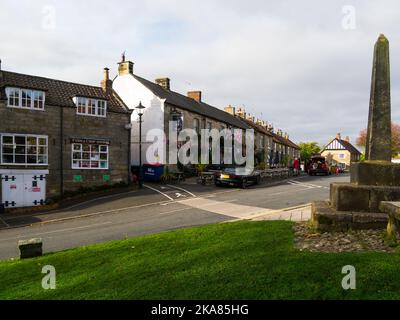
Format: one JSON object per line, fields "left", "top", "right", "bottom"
{"left": 2, "top": 0, "right": 400, "bottom": 147}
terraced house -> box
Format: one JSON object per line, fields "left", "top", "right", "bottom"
{"left": 224, "top": 106, "right": 300, "bottom": 167}
{"left": 0, "top": 63, "right": 131, "bottom": 209}
{"left": 113, "top": 57, "right": 251, "bottom": 168}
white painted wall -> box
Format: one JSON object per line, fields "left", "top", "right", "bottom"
{"left": 113, "top": 74, "right": 165, "bottom": 166}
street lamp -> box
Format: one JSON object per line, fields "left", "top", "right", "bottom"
{"left": 136, "top": 102, "right": 146, "bottom": 189}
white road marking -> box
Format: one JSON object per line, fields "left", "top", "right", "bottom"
{"left": 144, "top": 184, "right": 174, "bottom": 201}
{"left": 288, "top": 180, "right": 328, "bottom": 189}
{"left": 0, "top": 221, "right": 113, "bottom": 243}
{"left": 166, "top": 184, "right": 197, "bottom": 198}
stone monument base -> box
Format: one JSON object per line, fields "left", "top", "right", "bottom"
{"left": 311, "top": 201, "right": 388, "bottom": 232}
{"left": 330, "top": 182, "right": 400, "bottom": 212}
{"left": 351, "top": 161, "right": 400, "bottom": 186}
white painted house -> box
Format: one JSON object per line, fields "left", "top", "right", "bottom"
{"left": 112, "top": 57, "right": 250, "bottom": 167}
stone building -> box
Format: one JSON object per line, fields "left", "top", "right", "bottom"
{"left": 321, "top": 133, "right": 361, "bottom": 168}
{"left": 113, "top": 57, "right": 251, "bottom": 167}
{"left": 0, "top": 64, "right": 131, "bottom": 208}
{"left": 224, "top": 106, "right": 300, "bottom": 167}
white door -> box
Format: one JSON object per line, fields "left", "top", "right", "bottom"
{"left": 1, "top": 174, "right": 46, "bottom": 208}
{"left": 23, "top": 174, "right": 46, "bottom": 207}
{"left": 1, "top": 175, "right": 24, "bottom": 208}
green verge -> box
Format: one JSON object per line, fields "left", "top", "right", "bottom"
{"left": 0, "top": 220, "right": 399, "bottom": 300}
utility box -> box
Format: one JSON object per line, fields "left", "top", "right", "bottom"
{"left": 1, "top": 174, "right": 46, "bottom": 208}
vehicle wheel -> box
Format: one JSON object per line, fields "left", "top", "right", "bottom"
{"left": 215, "top": 181, "right": 221, "bottom": 187}
{"left": 241, "top": 179, "right": 247, "bottom": 189}
{"left": 256, "top": 176, "right": 261, "bottom": 185}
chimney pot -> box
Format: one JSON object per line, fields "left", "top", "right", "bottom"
{"left": 156, "top": 78, "right": 171, "bottom": 91}
{"left": 187, "top": 91, "right": 202, "bottom": 102}
{"left": 345, "top": 136, "right": 350, "bottom": 142}
{"left": 336, "top": 133, "right": 342, "bottom": 140}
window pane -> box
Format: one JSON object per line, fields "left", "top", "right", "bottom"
{"left": 73, "top": 152, "right": 81, "bottom": 160}
{"left": 15, "top": 136, "right": 26, "bottom": 145}
{"left": 83, "top": 145, "right": 90, "bottom": 152}
{"left": 82, "top": 153, "right": 90, "bottom": 160}
{"left": 2, "top": 136, "right": 13, "bottom": 144}
{"left": 100, "top": 145, "right": 108, "bottom": 152}
{"left": 27, "top": 136, "right": 37, "bottom": 145}
{"left": 100, "top": 161, "right": 108, "bottom": 169}
{"left": 90, "top": 161, "right": 99, "bottom": 168}
{"left": 100, "top": 153, "right": 107, "bottom": 160}
{"left": 15, "top": 146, "right": 26, "bottom": 154}
{"left": 2, "top": 146, "right": 13, "bottom": 154}
{"left": 2, "top": 155, "right": 13, "bottom": 163}
{"left": 27, "top": 155, "right": 37, "bottom": 163}
{"left": 90, "top": 145, "right": 99, "bottom": 152}
{"left": 38, "top": 147, "right": 47, "bottom": 155}
{"left": 72, "top": 160, "right": 80, "bottom": 168}
{"left": 82, "top": 161, "right": 90, "bottom": 168}
{"left": 73, "top": 144, "right": 82, "bottom": 151}
{"left": 38, "top": 156, "right": 47, "bottom": 164}
{"left": 15, "top": 155, "right": 26, "bottom": 163}
{"left": 39, "top": 138, "right": 47, "bottom": 146}
{"left": 27, "top": 146, "right": 37, "bottom": 154}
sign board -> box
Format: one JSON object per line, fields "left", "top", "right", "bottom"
{"left": 70, "top": 138, "right": 110, "bottom": 145}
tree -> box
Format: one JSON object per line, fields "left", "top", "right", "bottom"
{"left": 298, "top": 142, "right": 321, "bottom": 162}
{"left": 356, "top": 122, "right": 400, "bottom": 157}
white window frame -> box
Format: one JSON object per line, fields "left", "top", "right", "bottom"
{"left": 73, "top": 97, "right": 107, "bottom": 118}
{"left": 71, "top": 143, "right": 109, "bottom": 170}
{"left": 0, "top": 133, "right": 48, "bottom": 166}
{"left": 5, "top": 87, "right": 45, "bottom": 111}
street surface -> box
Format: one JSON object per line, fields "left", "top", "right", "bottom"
{"left": 0, "top": 174, "right": 349, "bottom": 260}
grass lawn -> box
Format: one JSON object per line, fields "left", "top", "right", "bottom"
{"left": 0, "top": 220, "right": 399, "bottom": 300}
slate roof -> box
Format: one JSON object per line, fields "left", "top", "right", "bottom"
{"left": 272, "top": 132, "right": 300, "bottom": 149}
{"left": 0, "top": 70, "right": 130, "bottom": 114}
{"left": 133, "top": 75, "right": 250, "bottom": 130}
{"left": 238, "top": 117, "right": 274, "bottom": 137}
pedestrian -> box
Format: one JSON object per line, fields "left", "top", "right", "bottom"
{"left": 293, "top": 158, "right": 300, "bottom": 176}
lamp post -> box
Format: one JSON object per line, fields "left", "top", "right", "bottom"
{"left": 135, "top": 102, "right": 145, "bottom": 189}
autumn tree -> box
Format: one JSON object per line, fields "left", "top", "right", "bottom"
{"left": 356, "top": 122, "right": 400, "bottom": 157}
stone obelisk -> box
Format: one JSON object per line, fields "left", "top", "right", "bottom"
{"left": 365, "top": 34, "right": 392, "bottom": 162}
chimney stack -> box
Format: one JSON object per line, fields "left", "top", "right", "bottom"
{"left": 155, "top": 78, "right": 171, "bottom": 91}
{"left": 224, "top": 105, "right": 235, "bottom": 116}
{"left": 236, "top": 107, "right": 246, "bottom": 119}
{"left": 118, "top": 53, "right": 134, "bottom": 76}
{"left": 336, "top": 133, "right": 342, "bottom": 140}
{"left": 188, "top": 91, "right": 202, "bottom": 102}
{"left": 101, "top": 68, "right": 113, "bottom": 93}
{"left": 345, "top": 136, "right": 350, "bottom": 142}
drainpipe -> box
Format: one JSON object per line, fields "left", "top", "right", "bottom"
{"left": 60, "top": 106, "right": 64, "bottom": 197}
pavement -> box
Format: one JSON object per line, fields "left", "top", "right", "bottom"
{"left": 0, "top": 173, "right": 349, "bottom": 260}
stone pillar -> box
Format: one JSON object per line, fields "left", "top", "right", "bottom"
{"left": 365, "top": 34, "right": 392, "bottom": 162}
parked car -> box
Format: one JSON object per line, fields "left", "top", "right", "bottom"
{"left": 307, "top": 156, "right": 330, "bottom": 176}
{"left": 215, "top": 167, "right": 261, "bottom": 188}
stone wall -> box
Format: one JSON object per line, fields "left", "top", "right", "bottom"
{"left": 0, "top": 101, "right": 130, "bottom": 200}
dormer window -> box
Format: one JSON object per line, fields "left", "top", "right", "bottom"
{"left": 6, "top": 87, "right": 45, "bottom": 110}
{"left": 74, "top": 97, "right": 107, "bottom": 117}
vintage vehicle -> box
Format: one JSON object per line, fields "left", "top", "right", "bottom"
{"left": 308, "top": 156, "right": 330, "bottom": 176}
{"left": 215, "top": 167, "right": 261, "bottom": 188}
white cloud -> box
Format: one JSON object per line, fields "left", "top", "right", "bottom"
{"left": 2, "top": 0, "right": 400, "bottom": 146}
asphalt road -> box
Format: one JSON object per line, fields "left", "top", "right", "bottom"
{"left": 0, "top": 174, "right": 349, "bottom": 260}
